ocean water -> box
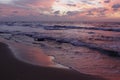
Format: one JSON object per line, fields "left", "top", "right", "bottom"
{"left": 0, "top": 21, "right": 120, "bottom": 80}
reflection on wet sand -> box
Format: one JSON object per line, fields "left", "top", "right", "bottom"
{"left": 6, "top": 40, "right": 69, "bottom": 69}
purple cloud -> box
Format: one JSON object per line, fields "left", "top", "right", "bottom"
{"left": 54, "top": 11, "right": 60, "bottom": 14}
{"left": 104, "top": 0, "right": 111, "bottom": 3}
{"left": 112, "top": 4, "right": 120, "bottom": 8}
{"left": 66, "top": 4, "right": 76, "bottom": 7}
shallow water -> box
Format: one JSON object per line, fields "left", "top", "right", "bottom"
{"left": 0, "top": 22, "right": 120, "bottom": 80}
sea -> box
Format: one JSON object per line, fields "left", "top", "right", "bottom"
{"left": 0, "top": 21, "right": 120, "bottom": 80}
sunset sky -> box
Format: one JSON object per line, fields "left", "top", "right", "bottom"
{"left": 0, "top": 0, "right": 120, "bottom": 22}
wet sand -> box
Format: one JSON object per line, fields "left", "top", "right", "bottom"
{"left": 0, "top": 42, "right": 106, "bottom": 80}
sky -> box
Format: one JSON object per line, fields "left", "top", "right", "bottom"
{"left": 0, "top": 0, "right": 120, "bottom": 22}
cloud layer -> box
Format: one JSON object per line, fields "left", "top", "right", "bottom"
{"left": 0, "top": 0, "right": 120, "bottom": 21}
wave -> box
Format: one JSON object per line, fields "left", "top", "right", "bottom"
{"left": 0, "top": 22, "right": 120, "bottom": 32}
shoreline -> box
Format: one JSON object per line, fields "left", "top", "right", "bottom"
{"left": 0, "top": 42, "right": 106, "bottom": 80}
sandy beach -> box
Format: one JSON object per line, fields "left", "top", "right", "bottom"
{"left": 0, "top": 42, "right": 106, "bottom": 80}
